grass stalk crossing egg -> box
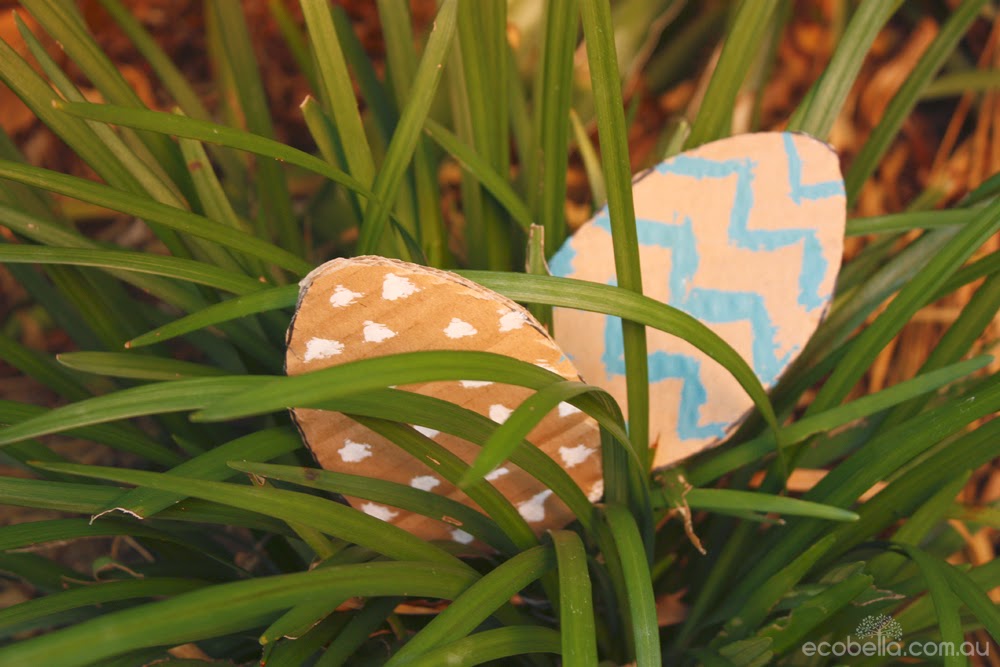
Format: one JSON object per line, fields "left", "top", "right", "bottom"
{"left": 286, "top": 256, "right": 603, "bottom": 544}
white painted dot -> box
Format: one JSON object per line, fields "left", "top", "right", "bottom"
{"left": 363, "top": 320, "right": 396, "bottom": 343}
{"left": 489, "top": 404, "right": 513, "bottom": 424}
{"left": 451, "top": 529, "right": 474, "bottom": 544}
{"left": 444, "top": 318, "right": 478, "bottom": 339}
{"left": 517, "top": 490, "right": 553, "bottom": 523}
{"left": 460, "top": 380, "right": 493, "bottom": 389}
{"left": 410, "top": 475, "right": 440, "bottom": 491}
{"left": 338, "top": 440, "right": 372, "bottom": 463}
{"left": 535, "top": 360, "right": 559, "bottom": 373}
{"left": 329, "top": 285, "right": 363, "bottom": 307}
{"left": 484, "top": 467, "right": 510, "bottom": 481}
{"left": 304, "top": 337, "right": 345, "bottom": 361}
{"left": 382, "top": 273, "right": 420, "bottom": 300}
{"left": 558, "top": 401, "right": 582, "bottom": 417}
{"left": 498, "top": 309, "right": 527, "bottom": 332}
{"left": 361, "top": 503, "right": 398, "bottom": 522}
{"left": 587, "top": 480, "right": 604, "bottom": 502}
{"left": 413, "top": 425, "right": 440, "bottom": 439}
{"left": 559, "top": 444, "right": 596, "bottom": 468}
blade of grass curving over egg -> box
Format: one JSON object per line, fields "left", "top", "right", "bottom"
{"left": 33, "top": 462, "right": 472, "bottom": 570}
{"left": 229, "top": 462, "right": 517, "bottom": 555}
{"left": 459, "top": 380, "right": 625, "bottom": 487}
{"left": 462, "top": 272, "right": 778, "bottom": 435}
{"left": 678, "top": 489, "right": 858, "bottom": 522}
{"left": 318, "top": 389, "right": 596, "bottom": 532}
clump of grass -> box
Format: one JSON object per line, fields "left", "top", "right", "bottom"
{"left": 0, "top": 1, "right": 998, "bottom": 666}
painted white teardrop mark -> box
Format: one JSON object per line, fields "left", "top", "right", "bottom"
{"left": 517, "top": 490, "right": 553, "bottom": 523}
{"left": 363, "top": 320, "right": 396, "bottom": 343}
{"left": 451, "top": 529, "right": 474, "bottom": 544}
{"left": 489, "top": 404, "right": 513, "bottom": 424}
{"left": 558, "top": 401, "right": 582, "bottom": 417}
{"left": 361, "top": 503, "right": 398, "bottom": 522}
{"left": 460, "top": 380, "right": 493, "bottom": 389}
{"left": 412, "top": 425, "right": 440, "bottom": 439}
{"left": 329, "top": 285, "right": 363, "bottom": 307}
{"left": 498, "top": 309, "right": 527, "bottom": 332}
{"left": 444, "top": 318, "right": 478, "bottom": 339}
{"left": 559, "top": 444, "right": 596, "bottom": 468}
{"left": 304, "top": 337, "right": 344, "bottom": 361}
{"left": 587, "top": 480, "right": 604, "bottom": 502}
{"left": 382, "top": 273, "right": 420, "bottom": 300}
{"left": 410, "top": 475, "right": 440, "bottom": 491}
{"left": 484, "top": 467, "right": 510, "bottom": 481}
{"left": 338, "top": 440, "right": 372, "bottom": 463}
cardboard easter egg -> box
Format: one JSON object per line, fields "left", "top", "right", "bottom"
{"left": 548, "top": 132, "right": 845, "bottom": 469}
{"left": 286, "top": 256, "right": 603, "bottom": 545}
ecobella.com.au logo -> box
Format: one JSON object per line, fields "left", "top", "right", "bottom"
{"left": 801, "top": 614, "right": 991, "bottom": 659}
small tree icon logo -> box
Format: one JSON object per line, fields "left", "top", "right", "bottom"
{"left": 856, "top": 614, "right": 903, "bottom": 642}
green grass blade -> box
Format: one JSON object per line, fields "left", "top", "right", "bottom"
{"left": 0, "top": 377, "right": 250, "bottom": 447}
{"left": 194, "top": 351, "right": 590, "bottom": 422}
{"left": 424, "top": 118, "right": 533, "bottom": 231}
{"left": 387, "top": 545, "right": 556, "bottom": 664}
{"left": 845, "top": 0, "right": 990, "bottom": 203}
{"left": 579, "top": 0, "right": 650, "bottom": 468}
{"left": 312, "top": 597, "right": 399, "bottom": 667}
{"left": 0, "top": 562, "right": 478, "bottom": 667}
{"left": 462, "top": 271, "right": 778, "bottom": 435}
{"left": 603, "top": 504, "right": 660, "bottom": 666}
{"left": 231, "top": 461, "right": 517, "bottom": 555}
{"left": 356, "top": 0, "right": 458, "bottom": 256}
{"left": 56, "top": 352, "right": 228, "bottom": 380}
{"left": 55, "top": 102, "right": 375, "bottom": 199}
{"left": 0, "top": 157, "right": 310, "bottom": 276}
{"left": 809, "top": 197, "right": 1000, "bottom": 413}
{"left": 0, "top": 245, "right": 266, "bottom": 295}
{"left": 207, "top": 0, "right": 298, "bottom": 253}
{"left": 98, "top": 428, "right": 301, "bottom": 520}
{"left": 680, "top": 489, "right": 858, "bottom": 522}
{"left": 34, "top": 462, "right": 470, "bottom": 569}
{"left": 891, "top": 544, "right": 968, "bottom": 667}
{"left": 684, "top": 0, "right": 779, "bottom": 148}
{"left": 0, "top": 578, "right": 208, "bottom": 635}
{"left": 551, "top": 530, "right": 599, "bottom": 667}
{"left": 301, "top": 0, "right": 375, "bottom": 191}
{"left": 460, "top": 379, "right": 627, "bottom": 487}
{"left": 533, "top": 0, "right": 579, "bottom": 253}
{"left": 126, "top": 285, "right": 297, "bottom": 348}
{"left": 401, "top": 627, "right": 562, "bottom": 667}
{"left": 688, "top": 355, "right": 991, "bottom": 485}
{"left": 788, "top": 0, "right": 903, "bottom": 138}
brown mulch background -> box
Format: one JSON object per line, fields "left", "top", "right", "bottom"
{"left": 1, "top": 0, "right": 998, "bottom": 658}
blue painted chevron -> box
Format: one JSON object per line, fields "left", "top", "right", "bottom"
{"left": 655, "top": 133, "right": 841, "bottom": 312}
